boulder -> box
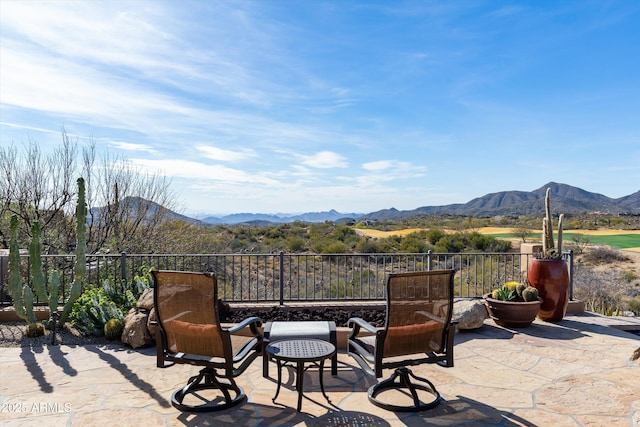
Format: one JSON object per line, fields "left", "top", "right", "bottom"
{"left": 453, "top": 299, "right": 488, "bottom": 330}
{"left": 146, "top": 307, "right": 158, "bottom": 341}
{"left": 137, "top": 288, "right": 154, "bottom": 311}
{"left": 121, "top": 311, "right": 153, "bottom": 349}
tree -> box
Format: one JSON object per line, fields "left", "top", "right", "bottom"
{"left": 0, "top": 137, "right": 76, "bottom": 252}
{"left": 0, "top": 131, "right": 177, "bottom": 253}
{"left": 81, "top": 145, "right": 177, "bottom": 253}
{"left": 514, "top": 225, "right": 533, "bottom": 243}
{"left": 569, "top": 233, "right": 591, "bottom": 254}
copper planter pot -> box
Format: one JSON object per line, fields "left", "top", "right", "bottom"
{"left": 527, "top": 258, "right": 569, "bottom": 322}
{"left": 483, "top": 295, "right": 541, "bottom": 328}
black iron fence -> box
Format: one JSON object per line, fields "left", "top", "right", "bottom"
{"left": 0, "top": 250, "right": 573, "bottom": 306}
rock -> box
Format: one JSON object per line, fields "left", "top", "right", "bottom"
{"left": 121, "top": 311, "right": 153, "bottom": 349}
{"left": 137, "top": 288, "right": 154, "bottom": 311}
{"left": 453, "top": 299, "right": 487, "bottom": 330}
{"left": 146, "top": 308, "right": 157, "bottom": 341}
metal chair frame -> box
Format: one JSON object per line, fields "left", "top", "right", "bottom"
{"left": 347, "top": 269, "right": 457, "bottom": 411}
{"left": 151, "top": 270, "right": 262, "bottom": 412}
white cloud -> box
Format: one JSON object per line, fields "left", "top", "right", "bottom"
{"left": 197, "top": 145, "right": 256, "bottom": 162}
{"left": 127, "top": 158, "right": 280, "bottom": 186}
{"left": 362, "top": 160, "right": 393, "bottom": 171}
{"left": 360, "top": 160, "right": 427, "bottom": 179}
{"left": 300, "top": 151, "right": 348, "bottom": 169}
{"left": 109, "top": 141, "right": 158, "bottom": 154}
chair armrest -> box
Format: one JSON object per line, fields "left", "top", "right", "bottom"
{"left": 348, "top": 316, "right": 379, "bottom": 338}
{"left": 227, "top": 316, "right": 262, "bottom": 335}
{"left": 415, "top": 310, "right": 445, "bottom": 324}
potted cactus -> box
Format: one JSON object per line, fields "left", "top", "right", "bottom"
{"left": 484, "top": 281, "right": 542, "bottom": 327}
{"left": 527, "top": 188, "right": 570, "bottom": 322}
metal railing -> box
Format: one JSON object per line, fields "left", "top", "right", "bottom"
{"left": 0, "top": 250, "right": 573, "bottom": 306}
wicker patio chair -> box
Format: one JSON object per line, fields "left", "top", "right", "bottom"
{"left": 151, "top": 270, "right": 262, "bottom": 412}
{"left": 347, "top": 269, "right": 456, "bottom": 411}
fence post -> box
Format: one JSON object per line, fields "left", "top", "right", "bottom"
{"left": 120, "top": 252, "right": 127, "bottom": 284}
{"left": 279, "top": 251, "right": 284, "bottom": 306}
{"left": 427, "top": 250, "right": 433, "bottom": 270}
{"left": 568, "top": 249, "right": 574, "bottom": 300}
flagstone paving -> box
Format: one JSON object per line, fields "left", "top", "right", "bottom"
{"left": 1, "top": 313, "right": 639, "bottom": 426}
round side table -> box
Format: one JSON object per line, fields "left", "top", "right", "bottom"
{"left": 266, "top": 338, "right": 336, "bottom": 412}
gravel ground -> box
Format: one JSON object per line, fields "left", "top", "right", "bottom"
{"left": 0, "top": 322, "right": 114, "bottom": 348}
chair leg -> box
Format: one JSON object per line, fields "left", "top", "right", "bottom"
{"left": 368, "top": 367, "right": 441, "bottom": 412}
{"left": 172, "top": 367, "right": 246, "bottom": 412}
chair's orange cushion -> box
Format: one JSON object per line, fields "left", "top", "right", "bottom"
{"left": 168, "top": 320, "right": 224, "bottom": 357}
{"left": 384, "top": 321, "right": 442, "bottom": 357}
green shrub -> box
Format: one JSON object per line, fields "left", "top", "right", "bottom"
{"left": 70, "top": 287, "right": 124, "bottom": 336}
{"left": 287, "top": 236, "right": 305, "bottom": 252}
{"left": 400, "top": 234, "right": 428, "bottom": 253}
{"left": 355, "top": 238, "right": 379, "bottom": 253}
{"left": 435, "top": 235, "right": 465, "bottom": 253}
{"left": 426, "top": 228, "right": 446, "bottom": 245}
{"left": 100, "top": 266, "right": 152, "bottom": 313}
{"left": 322, "top": 241, "right": 347, "bottom": 254}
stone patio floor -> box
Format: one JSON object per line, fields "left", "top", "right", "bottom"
{"left": 1, "top": 313, "right": 639, "bottom": 426}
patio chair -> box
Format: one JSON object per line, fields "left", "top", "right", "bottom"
{"left": 151, "top": 270, "right": 263, "bottom": 412}
{"left": 347, "top": 269, "right": 456, "bottom": 411}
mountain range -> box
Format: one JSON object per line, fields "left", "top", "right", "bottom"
{"left": 192, "top": 182, "right": 639, "bottom": 224}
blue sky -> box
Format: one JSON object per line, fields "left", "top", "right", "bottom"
{"left": 1, "top": 1, "right": 639, "bottom": 217}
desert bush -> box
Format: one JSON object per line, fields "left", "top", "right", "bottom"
{"left": 622, "top": 270, "right": 639, "bottom": 283}
{"left": 286, "top": 236, "right": 305, "bottom": 252}
{"left": 468, "top": 232, "right": 511, "bottom": 252}
{"left": 572, "top": 264, "right": 627, "bottom": 315}
{"left": 400, "top": 232, "right": 429, "bottom": 253}
{"left": 321, "top": 241, "right": 347, "bottom": 254}
{"left": 426, "top": 228, "right": 446, "bottom": 245}
{"left": 581, "top": 247, "right": 629, "bottom": 264}
{"left": 435, "top": 234, "right": 466, "bottom": 253}
{"left": 355, "top": 238, "right": 380, "bottom": 253}
{"left": 629, "top": 296, "right": 640, "bottom": 315}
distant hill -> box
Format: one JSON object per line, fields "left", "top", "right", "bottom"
{"left": 201, "top": 209, "right": 362, "bottom": 225}
{"left": 363, "top": 182, "right": 640, "bottom": 221}
{"left": 90, "top": 196, "right": 204, "bottom": 226}
{"left": 95, "top": 183, "right": 639, "bottom": 226}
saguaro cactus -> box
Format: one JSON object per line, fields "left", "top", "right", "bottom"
{"left": 7, "top": 216, "right": 26, "bottom": 321}
{"left": 541, "top": 188, "right": 564, "bottom": 259}
{"left": 7, "top": 177, "right": 88, "bottom": 331}
{"left": 29, "top": 221, "right": 47, "bottom": 302}
{"left": 48, "top": 269, "right": 60, "bottom": 322}
{"left": 58, "top": 177, "right": 87, "bottom": 326}
{"left": 8, "top": 215, "right": 39, "bottom": 328}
